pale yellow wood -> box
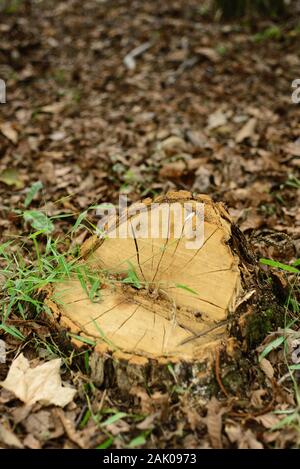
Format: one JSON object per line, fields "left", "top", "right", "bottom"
{"left": 53, "top": 192, "right": 242, "bottom": 361}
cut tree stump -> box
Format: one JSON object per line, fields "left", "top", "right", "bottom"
{"left": 48, "top": 191, "right": 285, "bottom": 392}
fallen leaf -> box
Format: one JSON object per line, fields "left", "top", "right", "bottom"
{"left": 0, "top": 339, "right": 6, "bottom": 364}
{"left": 206, "top": 397, "right": 225, "bottom": 449}
{"left": 24, "top": 409, "right": 64, "bottom": 443}
{"left": 283, "top": 141, "right": 300, "bottom": 157}
{"left": 54, "top": 408, "right": 86, "bottom": 448}
{"left": 160, "top": 136, "right": 187, "bottom": 155}
{"left": 192, "top": 166, "right": 211, "bottom": 192}
{"left": 236, "top": 117, "right": 257, "bottom": 143}
{"left": 0, "top": 122, "right": 18, "bottom": 144}
{"left": 186, "top": 130, "right": 207, "bottom": 148}
{"left": 0, "top": 423, "right": 23, "bottom": 448}
{"left": 240, "top": 210, "right": 264, "bottom": 232}
{"left": 259, "top": 357, "right": 274, "bottom": 379}
{"left": 207, "top": 110, "right": 227, "bottom": 130}
{"left": 0, "top": 388, "right": 15, "bottom": 404}
{"left": 151, "top": 392, "right": 170, "bottom": 421}
{"left": 250, "top": 389, "right": 267, "bottom": 408}
{"left": 0, "top": 168, "right": 24, "bottom": 189}
{"left": 11, "top": 405, "right": 33, "bottom": 424}
{"left": 106, "top": 419, "right": 130, "bottom": 436}
{"left": 40, "top": 102, "right": 66, "bottom": 114}
{"left": 136, "top": 413, "right": 158, "bottom": 430}
{"left": 130, "top": 386, "right": 153, "bottom": 414}
{"left": 256, "top": 412, "right": 281, "bottom": 429}
{"left": 0, "top": 353, "right": 76, "bottom": 407}
{"left": 185, "top": 407, "right": 202, "bottom": 432}
{"left": 187, "top": 158, "right": 203, "bottom": 171}
{"left": 226, "top": 423, "right": 263, "bottom": 449}
{"left": 159, "top": 160, "right": 185, "bottom": 180}
{"left": 50, "top": 130, "right": 66, "bottom": 141}
{"left": 167, "top": 49, "right": 187, "bottom": 62}
{"left": 196, "top": 47, "right": 221, "bottom": 63}
{"left": 23, "top": 433, "right": 41, "bottom": 449}
{"left": 239, "top": 429, "right": 263, "bottom": 449}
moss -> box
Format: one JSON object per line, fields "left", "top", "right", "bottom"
{"left": 222, "top": 367, "right": 244, "bottom": 394}
{"left": 246, "top": 303, "right": 285, "bottom": 348}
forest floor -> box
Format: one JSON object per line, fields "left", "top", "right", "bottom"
{"left": 0, "top": 0, "right": 300, "bottom": 449}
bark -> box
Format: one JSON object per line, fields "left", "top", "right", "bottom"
{"left": 47, "top": 191, "right": 285, "bottom": 392}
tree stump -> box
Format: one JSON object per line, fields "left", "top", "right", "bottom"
{"left": 48, "top": 191, "right": 284, "bottom": 392}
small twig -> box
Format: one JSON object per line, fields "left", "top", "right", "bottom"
{"left": 178, "top": 319, "right": 230, "bottom": 346}
{"left": 229, "top": 397, "right": 275, "bottom": 419}
{"left": 123, "top": 41, "right": 153, "bottom": 70}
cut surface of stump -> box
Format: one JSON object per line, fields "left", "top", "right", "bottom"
{"left": 52, "top": 191, "right": 243, "bottom": 363}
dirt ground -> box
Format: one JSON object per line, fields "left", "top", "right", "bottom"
{"left": 0, "top": 0, "right": 300, "bottom": 449}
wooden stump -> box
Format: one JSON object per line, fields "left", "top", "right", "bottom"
{"left": 48, "top": 191, "right": 284, "bottom": 391}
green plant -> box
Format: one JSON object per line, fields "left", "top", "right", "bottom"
{"left": 0, "top": 0, "right": 23, "bottom": 14}
{"left": 0, "top": 183, "right": 105, "bottom": 340}
{"left": 122, "top": 262, "right": 142, "bottom": 289}
{"left": 253, "top": 25, "right": 282, "bottom": 42}
{"left": 259, "top": 258, "right": 300, "bottom": 433}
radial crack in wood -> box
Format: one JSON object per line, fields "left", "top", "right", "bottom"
{"left": 52, "top": 191, "right": 243, "bottom": 363}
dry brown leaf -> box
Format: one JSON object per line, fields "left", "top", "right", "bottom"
{"left": 151, "top": 392, "right": 170, "bottom": 414}
{"left": 106, "top": 419, "right": 130, "bottom": 436}
{"left": 160, "top": 136, "right": 187, "bottom": 155}
{"left": 185, "top": 407, "right": 202, "bottom": 432}
{"left": 0, "top": 388, "right": 15, "bottom": 404}
{"left": 255, "top": 412, "right": 281, "bottom": 429}
{"left": 136, "top": 413, "right": 158, "bottom": 430}
{"left": 226, "top": 423, "right": 263, "bottom": 449}
{"left": 130, "top": 386, "right": 153, "bottom": 414}
{"left": 40, "top": 102, "right": 66, "bottom": 114}
{"left": 0, "top": 423, "right": 23, "bottom": 448}
{"left": 159, "top": 161, "right": 185, "bottom": 180}
{"left": 186, "top": 130, "right": 207, "bottom": 148}
{"left": 239, "top": 429, "right": 263, "bottom": 449}
{"left": 196, "top": 47, "right": 221, "bottom": 63}
{"left": 236, "top": 118, "right": 257, "bottom": 143}
{"left": 225, "top": 422, "right": 243, "bottom": 444}
{"left": 0, "top": 353, "right": 76, "bottom": 407}
{"left": 283, "top": 141, "right": 300, "bottom": 157}
{"left": 250, "top": 389, "right": 267, "bottom": 408}
{"left": 0, "top": 122, "right": 18, "bottom": 144}
{"left": 207, "top": 110, "right": 227, "bottom": 130}
{"left": 24, "top": 410, "right": 53, "bottom": 441}
{"left": 206, "top": 397, "right": 225, "bottom": 449}
{"left": 259, "top": 358, "right": 274, "bottom": 379}
{"left": 23, "top": 433, "right": 41, "bottom": 449}
{"left": 11, "top": 404, "right": 33, "bottom": 424}
{"left": 193, "top": 166, "right": 211, "bottom": 192}
{"left": 54, "top": 408, "right": 86, "bottom": 448}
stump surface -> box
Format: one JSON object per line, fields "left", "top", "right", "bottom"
{"left": 53, "top": 192, "right": 242, "bottom": 362}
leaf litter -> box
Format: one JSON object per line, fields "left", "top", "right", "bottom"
{"left": 0, "top": 0, "right": 299, "bottom": 449}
